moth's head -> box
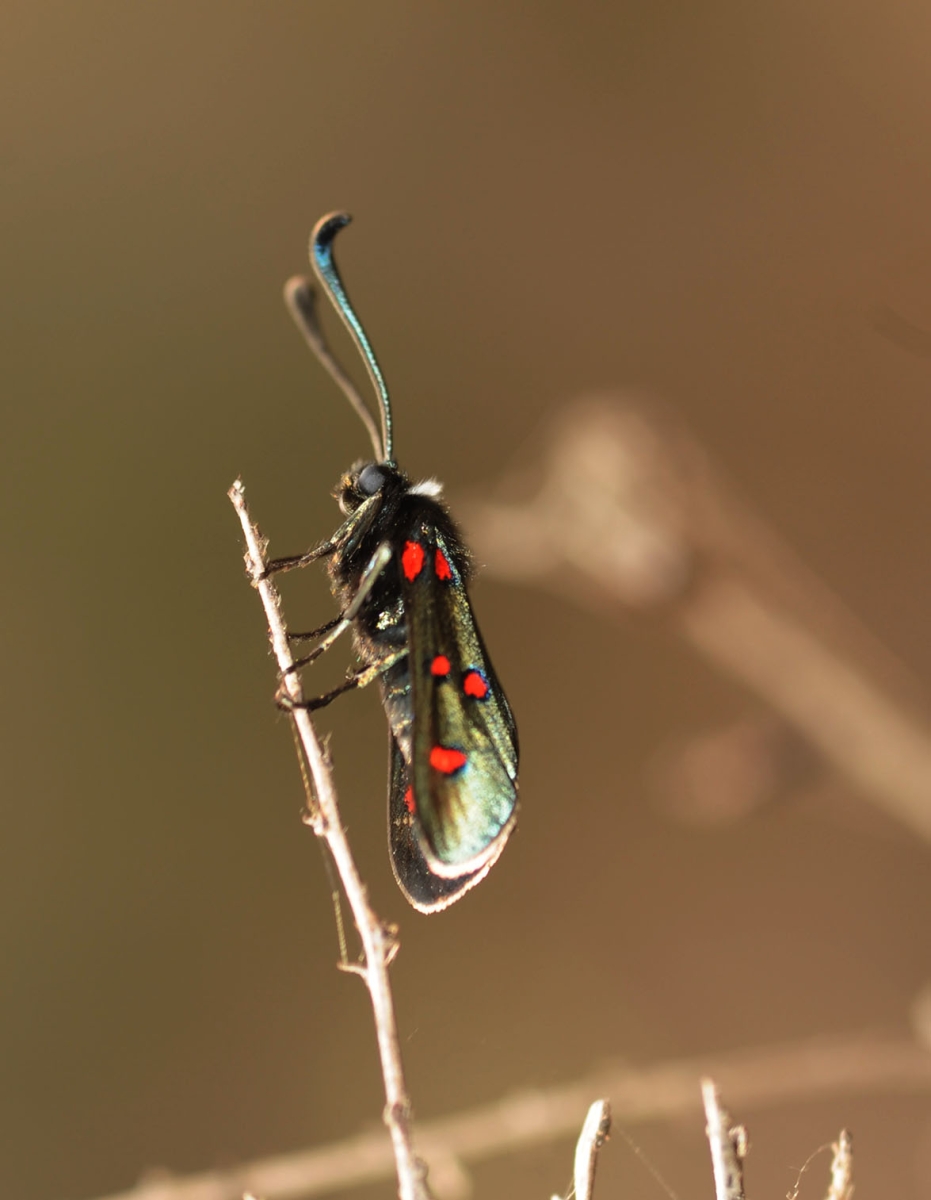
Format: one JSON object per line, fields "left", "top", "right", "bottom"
{"left": 336, "top": 460, "right": 394, "bottom": 514}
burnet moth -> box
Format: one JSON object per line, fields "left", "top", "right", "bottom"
{"left": 268, "top": 213, "right": 518, "bottom": 912}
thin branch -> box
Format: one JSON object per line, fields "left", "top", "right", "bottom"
{"left": 228, "top": 479, "right": 430, "bottom": 1200}
{"left": 824, "top": 1130, "right": 853, "bottom": 1200}
{"left": 701, "top": 1080, "right": 746, "bottom": 1200}
{"left": 461, "top": 395, "right": 931, "bottom": 844}
{"left": 88, "top": 1032, "right": 931, "bottom": 1200}
{"left": 567, "top": 1100, "right": 611, "bottom": 1200}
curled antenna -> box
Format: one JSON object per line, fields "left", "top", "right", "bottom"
{"left": 283, "top": 275, "right": 384, "bottom": 462}
{"left": 314, "top": 212, "right": 394, "bottom": 464}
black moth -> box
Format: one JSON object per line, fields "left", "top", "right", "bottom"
{"left": 269, "top": 212, "right": 518, "bottom": 912}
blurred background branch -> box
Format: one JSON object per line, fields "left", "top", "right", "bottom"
{"left": 462, "top": 395, "right": 931, "bottom": 843}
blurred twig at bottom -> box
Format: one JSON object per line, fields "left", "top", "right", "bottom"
{"left": 92, "top": 1032, "right": 931, "bottom": 1200}
{"left": 461, "top": 396, "right": 931, "bottom": 843}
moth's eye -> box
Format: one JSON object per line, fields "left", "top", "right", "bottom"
{"left": 357, "top": 464, "right": 386, "bottom": 496}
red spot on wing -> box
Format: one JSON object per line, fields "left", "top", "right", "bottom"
{"left": 402, "top": 540, "right": 425, "bottom": 581}
{"left": 429, "top": 745, "right": 467, "bottom": 775}
{"left": 434, "top": 548, "right": 452, "bottom": 580}
{"left": 431, "top": 654, "right": 451, "bottom": 677}
{"left": 463, "top": 670, "right": 489, "bottom": 699}
{"left": 403, "top": 786, "right": 416, "bottom": 814}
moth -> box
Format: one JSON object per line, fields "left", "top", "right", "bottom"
{"left": 268, "top": 212, "right": 518, "bottom": 912}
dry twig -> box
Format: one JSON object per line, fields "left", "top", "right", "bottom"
{"left": 702, "top": 1080, "right": 746, "bottom": 1200}
{"left": 705, "top": 1084, "right": 856, "bottom": 1200}
{"left": 553, "top": 1100, "right": 611, "bottom": 1200}
{"left": 824, "top": 1130, "right": 853, "bottom": 1200}
{"left": 228, "top": 479, "right": 429, "bottom": 1200}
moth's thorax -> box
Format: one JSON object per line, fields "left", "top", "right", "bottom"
{"left": 327, "top": 464, "right": 473, "bottom": 653}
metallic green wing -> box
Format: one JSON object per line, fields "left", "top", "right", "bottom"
{"left": 400, "top": 525, "right": 519, "bottom": 878}
{"left": 387, "top": 732, "right": 493, "bottom": 912}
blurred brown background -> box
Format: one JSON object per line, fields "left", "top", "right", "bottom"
{"left": 3, "top": 3, "right": 931, "bottom": 1198}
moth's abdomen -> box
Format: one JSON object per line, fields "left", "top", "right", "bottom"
{"left": 380, "top": 655, "right": 414, "bottom": 763}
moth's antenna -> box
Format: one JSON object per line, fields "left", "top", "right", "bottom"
{"left": 309, "top": 212, "right": 394, "bottom": 464}
{"left": 283, "top": 275, "right": 383, "bottom": 462}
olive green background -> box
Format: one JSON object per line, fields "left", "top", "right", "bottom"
{"left": 3, "top": 4, "right": 931, "bottom": 1199}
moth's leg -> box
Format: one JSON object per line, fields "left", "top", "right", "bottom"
{"left": 278, "top": 648, "right": 406, "bottom": 713}
{"left": 261, "top": 496, "right": 379, "bottom": 579}
{"left": 281, "top": 541, "right": 394, "bottom": 677}
{"left": 261, "top": 536, "right": 338, "bottom": 579}
{"left": 287, "top": 615, "right": 341, "bottom": 643}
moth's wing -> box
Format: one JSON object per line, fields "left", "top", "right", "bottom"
{"left": 403, "top": 527, "right": 519, "bottom": 879}
{"left": 387, "top": 733, "right": 490, "bottom": 912}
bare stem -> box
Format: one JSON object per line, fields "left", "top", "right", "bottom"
{"left": 824, "top": 1130, "right": 853, "bottom": 1200}
{"left": 701, "top": 1080, "right": 746, "bottom": 1200}
{"left": 568, "top": 1101, "right": 611, "bottom": 1200}
{"left": 228, "top": 478, "right": 430, "bottom": 1200}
